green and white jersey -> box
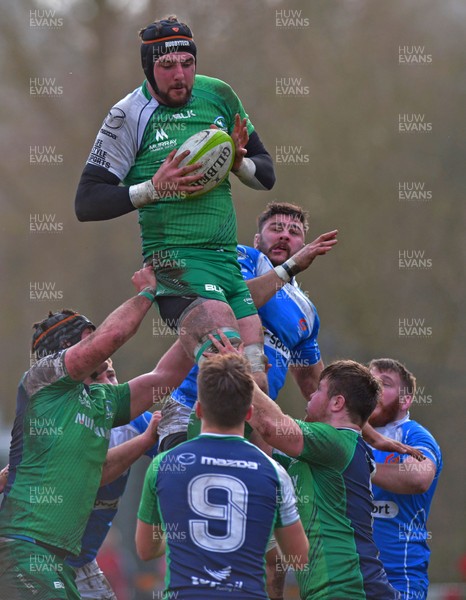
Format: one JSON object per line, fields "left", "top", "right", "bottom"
{"left": 0, "top": 352, "right": 131, "bottom": 556}
{"left": 87, "top": 75, "right": 254, "bottom": 259}
{"left": 274, "top": 421, "right": 398, "bottom": 600}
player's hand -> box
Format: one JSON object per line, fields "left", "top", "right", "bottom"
{"left": 206, "top": 330, "right": 244, "bottom": 357}
{"left": 387, "top": 440, "right": 426, "bottom": 461}
{"left": 141, "top": 411, "right": 162, "bottom": 449}
{"left": 371, "top": 434, "right": 426, "bottom": 462}
{"left": 151, "top": 148, "right": 205, "bottom": 197}
{"left": 291, "top": 230, "right": 338, "bottom": 273}
{"left": 132, "top": 265, "right": 156, "bottom": 294}
{"left": 230, "top": 114, "right": 248, "bottom": 173}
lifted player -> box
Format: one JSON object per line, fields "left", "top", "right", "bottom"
{"left": 75, "top": 15, "right": 276, "bottom": 390}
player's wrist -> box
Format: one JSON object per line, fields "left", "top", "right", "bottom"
{"left": 129, "top": 179, "right": 160, "bottom": 208}
{"left": 138, "top": 286, "right": 157, "bottom": 303}
{"left": 232, "top": 157, "right": 255, "bottom": 179}
{"left": 274, "top": 258, "right": 300, "bottom": 283}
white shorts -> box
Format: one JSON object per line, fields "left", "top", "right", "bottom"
{"left": 74, "top": 559, "right": 116, "bottom": 600}
{"left": 157, "top": 396, "right": 192, "bottom": 444}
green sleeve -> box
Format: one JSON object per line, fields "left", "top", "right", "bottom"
{"left": 137, "top": 453, "right": 165, "bottom": 525}
{"left": 296, "top": 420, "right": 354, "bottom": 470}
{"left": 98, "top": 382, "right": 131, "bottom": 427}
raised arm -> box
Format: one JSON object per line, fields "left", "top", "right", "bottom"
{"left": 245, "top": 231, "right": 338, "bottom": 308}
{"left": 230, "top": 117, "right": 275, "bottom": 190}
{"left": 64, "top": 267, "right": 156, "bottom": 382}
{"left": 127, "top": 340, "right": 194, "bottom": 420}
{"left": 248, "top": 383, "right": 304, "bottom": 457}
{"left": 289, "top": 359, "right": 324, "bottom": 400}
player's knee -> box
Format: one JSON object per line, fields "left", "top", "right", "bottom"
{"left": 194, "top": 327, "right": 242, "bottom": 363}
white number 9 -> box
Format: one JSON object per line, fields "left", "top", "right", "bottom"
{"left": 188, "top": 474, "right": 248, "bottom": 552}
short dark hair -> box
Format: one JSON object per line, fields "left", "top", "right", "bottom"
{"left": 257, "top": 202, "right": 309, "bottom": 233}
{"left": 321, "top": 360, "right": 382, "bottom": 426}
{"left": 198, "top": 353, "right": 253, "bottom": 428}
{"left": 368, "top": 358, "right": 417, "bottom": 397}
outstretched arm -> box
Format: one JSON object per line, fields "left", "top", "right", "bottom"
{"left": 208, "top": 331, "right": 304, "bottom": 457}
{"left": 362, "top": 423, "right": 425, "bottom": 461}
{"left": 64, "top": 267, "right": 156, "bottom": 382}
{"left": 246, "top": 231, "right": 338, "bottom": 308}
{"left": 127, "top": 340, "right": 194, "bottom": 420}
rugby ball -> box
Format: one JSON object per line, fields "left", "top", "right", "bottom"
{"left": 174, "top": 129, "right": 235, "bottom": 198}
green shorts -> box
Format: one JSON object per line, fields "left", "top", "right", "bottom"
{"left": 150, "top": 248, "right": 257, "bottom": 321}
{"left": 0, "top": 538, "right": 80, "bottom": 600}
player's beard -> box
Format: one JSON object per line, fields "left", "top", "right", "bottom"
{"left": 369, "top": 398, "right": 401, "bottom": 427}
{"left": 156, "top": 84, "right": 193, "bottom": 108}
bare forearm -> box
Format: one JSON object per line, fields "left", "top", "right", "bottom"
{"left": 136, "top": 521, "right": 166, "bottom": 560}
{"left": 290, "top": 361, "right": 323, "bottom": 400}
{"left": 246, "top": 271, "right": 284, "bottom": 308}
{"left": 66, "top": 295, "right": 153, "bottom": 381}
{"left": 100, "top": 432, "right": 156, "bottom": 486}
{"left": 373, "top": 460, "right": 436, "bottom": 494}
{"left": 128, "top": 340, "right": 193, "bottom": 418}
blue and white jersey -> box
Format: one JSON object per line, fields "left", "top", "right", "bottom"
{"left": 238, "top": 245, "right": 321, "bottom": 399}
{"left": 171, "top": 245, "right": 321, "bottom": 408}
{"left": 371, "top": 416, "right": 442, "bottom": 599}
{"left": 138, "top": 434, "right": 299, "bottom": 599}
{"left": 66, "top": 411, "right": 158, "bottom": 568}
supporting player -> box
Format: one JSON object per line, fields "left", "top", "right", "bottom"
{"left": 0, "top": 267, "right": 192, "bottom": 600}
{"left": 75, "top": 15, "right": 276, "bottom": 391}
{"left": 368, "top": 359, "right": 442, "bottom": 600}
{"left": 210, "top": 334, "right": 402, "bottom": 599}
{"left": 67, "top": 360, "right": 161, "bottom": 600}
{"left": 136, "top": 353, "right": 309, "bottom": 599}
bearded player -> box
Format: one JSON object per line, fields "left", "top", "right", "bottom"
{"left": 75, "top": 15, "right": 277, "bottom": 391}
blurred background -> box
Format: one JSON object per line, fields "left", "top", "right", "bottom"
{"left": 1, "top": 0, "right": 465, "bottom": 598}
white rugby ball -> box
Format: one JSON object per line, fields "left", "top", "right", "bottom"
{"left": 174, "top": 129, "right": 235, "bottom": 198}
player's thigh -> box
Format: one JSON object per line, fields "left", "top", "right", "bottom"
{"left": 238, "top": 313, "right": 264, "bottom": 346}
{"left": 179, "top": 298, "right": 239, "bottom": 357}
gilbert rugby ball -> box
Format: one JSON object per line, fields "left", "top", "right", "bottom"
{"left": 174, "top": 129, "right": 235, "bottom": 198}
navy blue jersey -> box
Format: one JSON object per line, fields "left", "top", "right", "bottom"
{"left": 138, "top": 434, "right": 299, "bottom": 599}
{"left": 274, "top": 423, "right": 399, "bottom": 599}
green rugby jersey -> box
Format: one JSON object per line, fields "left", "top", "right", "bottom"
{"left": 87, "top": 75, "right": 255, "bottom": 259}
{"left": 275, "top": 421, "right": 398, "bottom": 600}
{"left": 0, "top": 352, "right": 131, "bottom": 555}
